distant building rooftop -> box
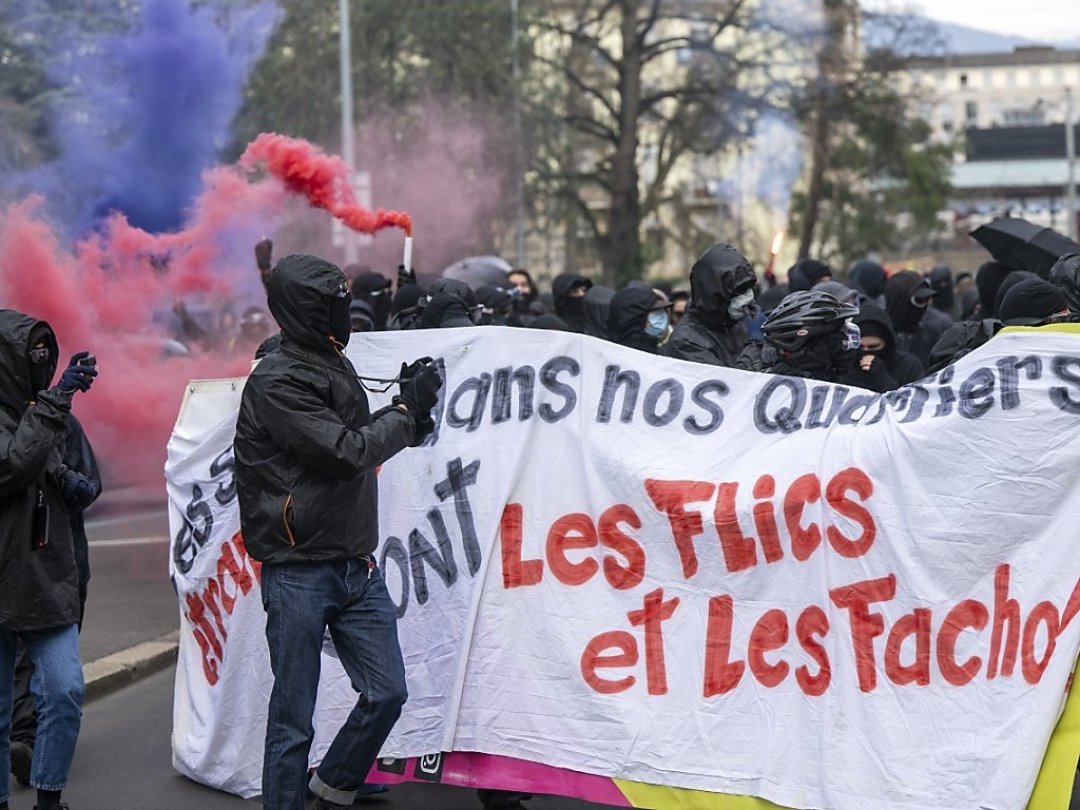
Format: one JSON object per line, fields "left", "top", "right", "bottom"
{"left": 909, "top": 45, "right": 1080, "bottom": 69}
{"left": 951, "top": 158, "right": 1074, "bottom": 193}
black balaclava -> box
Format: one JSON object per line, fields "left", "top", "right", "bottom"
{"left": 329, "top": 290, "right": 352, "bottom": 348}
{"left": 1049, "top": 253, "right": 1080, "bottom": 317}
{"left": 785, "top": 331, "right": 856, "bottom": 380}
{"left": 350, "top": 271, "right": 393, "bottom": 330}
{"left": 885, "top": 271, "right": 930, "bottom": 332}
{"left": 929, "top": 265, "right": 954, "bottom": 312}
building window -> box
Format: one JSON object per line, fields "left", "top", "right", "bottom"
{"left": 1031, "top": 69, "right": 1041, "bottom": 86}
{"left": 965, "top": 101, "right": 978, "bottom": 124}
{"left": 1054, "top": 67, "right": 1065, "bottom": 84}
{"left": 984, "top": 69, "right": 994, "bottom": 88}
{"left": 1006, "top": 71, "right": 1017, "bottom": 88}
{"left": 960, "top": 73, "right": 968, "bottom": 87}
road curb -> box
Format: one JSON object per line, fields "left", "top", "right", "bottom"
{"left": 83, "top": 630, "right": 180, "bottom": 702}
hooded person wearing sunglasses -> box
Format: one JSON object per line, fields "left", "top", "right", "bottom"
{"left": 884, "top": 271, "right": 941, "bottom": 370}
{"left": 234, "top": 254, "right": 443, "bottom": 810}
{"left": 661, "top": 243, "right": 756, "bottom": 367}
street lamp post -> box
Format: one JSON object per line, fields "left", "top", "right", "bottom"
{"left": 340, "top": 0, "right": 358, "bottom": 265}
{"left": 1066, "top": 87, "right": 1078, "bottom": 242}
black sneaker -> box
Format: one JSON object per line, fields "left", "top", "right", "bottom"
{"left": 310, "top": 798, "right": 349, "bottom": 810}
{"left": 10, "top": 740, "right": 32, "bottom": 786}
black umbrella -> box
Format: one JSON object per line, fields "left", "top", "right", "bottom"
{"left": 969, "top": 217, "right": 1080, "bottom": 277}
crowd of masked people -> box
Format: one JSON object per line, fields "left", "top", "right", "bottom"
{"left": 260, "top": 235, "right": 1080, "bottom": 395}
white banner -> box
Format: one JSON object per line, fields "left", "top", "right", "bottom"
{"left": 168, "top": 326, "right": 1080, "bottom": 810}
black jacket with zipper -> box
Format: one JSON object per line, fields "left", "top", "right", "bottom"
{"left": 0, "top": 310, "right": 81, "bottom": 632}
{"left": 234, "top": 255, "right": 416, "bottom": 565}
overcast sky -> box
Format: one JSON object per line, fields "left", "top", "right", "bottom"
{"left": 902, "top": 1, "right": 1080, "bottom": 43}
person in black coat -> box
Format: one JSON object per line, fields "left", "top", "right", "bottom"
{"left": 884, "top": 271, "right": 941, "bottom": 369}
{"left": 0, "top": 309, "right": 99, "bottom": 810}
{"left": 233, "top": 255, "right": 442, "bottom": 810}
{"left": 661, "top": 243, "right": 756, "bottom": 367}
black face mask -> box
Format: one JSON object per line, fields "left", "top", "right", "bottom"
{"left": 27, "top": 344, "right": 54, "bottom": 393}
{"left": 328, "top": 294, "right": 352, "bottom": 349}
{"left": 367, "top": 291, "right": 392, "bottom": 329}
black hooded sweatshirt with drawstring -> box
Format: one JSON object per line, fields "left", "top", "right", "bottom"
{"left": 661, "top": 244, "right": 755, "bottom": 367}
{"left": 234, "top": 255, "right": 417, "bottom": 565}
{"left": 0, "top": 310, "right": 82, "bottom": 632}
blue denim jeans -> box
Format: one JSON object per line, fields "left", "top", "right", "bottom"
{"left": 261, "top": 558, "right": 407, "bottom": 810}
{"left": 0, "top": 624, "right": 83, "bottom": 803}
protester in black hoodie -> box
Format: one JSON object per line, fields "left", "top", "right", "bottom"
{"left": 841, "top": 303, "right": 925, "bottom": 391}
{"left": 608, "top": 284, "right": 672, "bottom": 354}
{"left": 885, "top": 271, "right": 940, "bottom": 369}
{"left": 234, "top": 254, "right": 442, "bottom": 810}
{"left": 662, "top": 243, "right": 756, "bottom": 367}
{"left": 755, "top": 290, "right": 861, "bottom": 382}
{"left": 998, "top": 277, "right": 1070, "bottom": 326}
{"left": 552, "top": 273, "right": 592, "bottom": 333}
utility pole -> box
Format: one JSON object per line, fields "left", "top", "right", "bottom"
{"left": 339, "top": 0, "right": 358, "bottom": 265}
{"left": 1066, "top": 87, "right": 1078, "bottom": 241}
{"left": 511, "top": 0, "right": 526, "bottom": 268}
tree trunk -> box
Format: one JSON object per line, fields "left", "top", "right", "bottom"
{"left": 797, "top": 0, "right": 854, "bottom": 261}
{"left": 600, "top": 1, "right": 644, "bottom": 287}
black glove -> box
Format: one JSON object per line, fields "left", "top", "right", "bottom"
{"left": 56, "top": 352, "right": 98, "bottom": 393}
{"left": 62, "top": 470, "right": 98, "bottom": 508}
{"left": 398, "top": 356, "right": 434, "bottom": 382}
{"left": 255, "top": 238, "right": 273, "bottom": 272}
{"left": 397, "top": 264, "right": 417, "bottom": 289}
{"left": 398, "top": 361, "right": 442, "bottom": 419}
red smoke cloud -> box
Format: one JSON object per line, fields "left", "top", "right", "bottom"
{"left": 241, "top": 132, "right": 413, "bottom": 236}
{"left": 0, "top": 167, "right": 285, "bottom": 488}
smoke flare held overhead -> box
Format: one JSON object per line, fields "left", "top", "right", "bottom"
{"left": 241, "top": 133, "right": 413, "bottom": 237}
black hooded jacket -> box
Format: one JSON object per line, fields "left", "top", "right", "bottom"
{"left": 839, "top": 303, "right": 925, "bottom": 392}
{"left": 661, "top": 244, "right": 754, "bottom": 367}
{"left": 552, "top": 273, "right": 592, "bottom": 333}
{"left": 885, "top": 271, "right": 938, "bottom": 369}
{"left": 609, "top": 286, "right": 660, "bottom": 354}
{"left": 234, "top": 255, "right": 417, "bottom": 565}
{"left": 0, "top": 310, "right": 82, "bottom": 631}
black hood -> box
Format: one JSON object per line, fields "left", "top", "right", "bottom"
{"left": 929, "top": 265, "right": 954, "bottom": 311}
{"left": 885, "top": 270, "right": 930, "bottom": 331}
{"left": 848, "top": 260, "right": 887, "bottom": 299}
{"left": 420, "top": 293, "right": 475, "bottom": 329}
{"left": 609, "top": 285, "right": 659, "bottom": 353}
{"left": 688, "top": 243, "right": 756, "bottom": 328}
{"left": 267, "top": 254, "right": 350, "bottom": 354}
{"left": 853, "top": 302, "right": 897, "bottom": 355}
{"left": 993, "top": 270, "right": 1039, "bottom": 318}
{"left": 350, "top": 271, "right": 393, "bottom": 329}
{"left": 0, "top": 310, "right": 58, "bottom": 414}
{"left": 553, "top": 273, "right": 593, "bottom": 332}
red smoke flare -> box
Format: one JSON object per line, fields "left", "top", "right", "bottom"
{"left": 241, "top": 132, "right": 413, "bottom": 236}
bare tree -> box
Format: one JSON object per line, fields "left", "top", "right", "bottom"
{"left": 525, "top": 0, "right": 786, "bottom": 286}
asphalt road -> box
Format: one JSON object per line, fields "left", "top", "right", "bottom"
{"left": 6, "top": 665, "right": 608, "bottom": 810}
{"left": 81, "top": 504, "right": 177, "bottom": 661}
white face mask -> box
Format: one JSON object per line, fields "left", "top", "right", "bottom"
{"left": 727, "top": 290, "right": 755, "bottom": 320}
